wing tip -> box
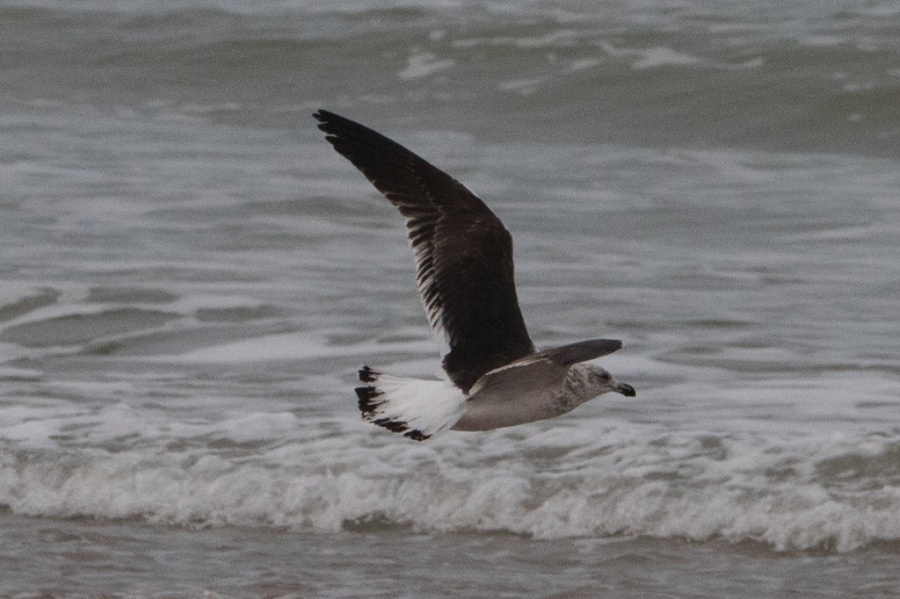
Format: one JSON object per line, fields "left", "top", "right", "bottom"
{"left": 313, "top": 108, "right": 340, "bottom": 138}
{"left": 312, "top": 108, "right": 332, "bottom": 122}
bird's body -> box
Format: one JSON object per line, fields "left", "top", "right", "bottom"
{"left": 315, "top": 110, "right": 635, "bottom": 441}
{"left": 454, "top": 361, "right": 622, "bottom": 432}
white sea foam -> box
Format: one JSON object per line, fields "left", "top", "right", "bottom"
{"left": 173, "top": 331, "right": 436, "bottom": 363}
{"left": 1, "top": 407, "right": 898, "bottom": 553}
{"left": 398, "top": 50, "right": 455, "bottom": 80}
{"left": 598, "top": 43, "right": 702, "bottom": 70}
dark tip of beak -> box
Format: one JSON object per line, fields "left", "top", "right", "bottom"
{"left": 617, "top": 383, "right": 636, "bottom": 397}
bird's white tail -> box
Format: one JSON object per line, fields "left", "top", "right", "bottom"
{"left": 355, "top": 366, "right": 467, "bottom": 441}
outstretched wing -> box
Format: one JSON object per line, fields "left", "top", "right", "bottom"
{"left": 530, "top": 339, "right": 623, "bottom": 366}
{"left": 467, "top": 338, "right": 623, "bottom": 397}
{"left": 315, "top": 110, "right": 535, "bottom": 392}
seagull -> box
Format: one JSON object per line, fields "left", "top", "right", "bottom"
{"left": 314, "top": 110, "right": 635, "bottom": 441}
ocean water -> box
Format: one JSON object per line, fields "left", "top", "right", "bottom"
{"left": 2, "top": 0, "right": 900, "bottom": 597}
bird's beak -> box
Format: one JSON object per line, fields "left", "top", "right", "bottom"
{"left": 616, "top": 382, "right": 636, "bottom": 397}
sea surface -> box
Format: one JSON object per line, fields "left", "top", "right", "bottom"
{"left": 2, "top": 0, "right": 899, "bottom": 597}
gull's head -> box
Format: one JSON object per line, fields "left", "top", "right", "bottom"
{"left": 589, "top": 365, "right": 636, "bottom": 398}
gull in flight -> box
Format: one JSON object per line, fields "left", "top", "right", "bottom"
{"left": 315, "top": 110, "right": 635, "bottom": 441}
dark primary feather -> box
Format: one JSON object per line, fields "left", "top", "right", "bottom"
{"left": 314, "top": 110, "right": 535, "bottom": 392}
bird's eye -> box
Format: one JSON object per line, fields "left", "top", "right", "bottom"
{"left": 598, "top": 372, "right": 611, "bottom": 382}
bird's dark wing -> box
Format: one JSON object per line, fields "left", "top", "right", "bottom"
{"left": 315, "top": 110, "right": 535, "bottom": 392}
{"left": 530, "top": 339, "right": 623, "bottom": 366}
{"left": 466, "top": 339, "right": 623, "bottom": 397}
